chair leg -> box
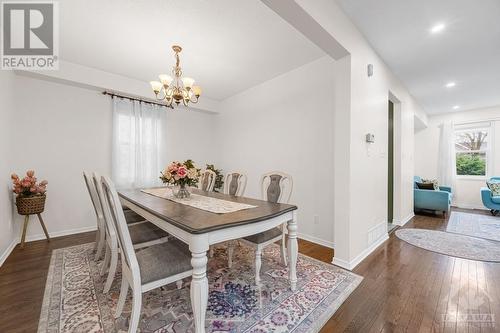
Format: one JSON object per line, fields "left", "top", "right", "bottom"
{"left": 281, "top": 234, "right": 288, "bottom": 267}
{"left": 255, "top": 247, "right": 262, "bottom": 285}
{"left": 95, "top": 228, "right": 106, "bottom": 261}
{"left": 94, "top": 229, "right": 99, "bottom": 251}
{"left": 209, "top": 245, "right": 214, "bottom": 258}
{"left": 100, "top": 244, "right": 110, "bottom": 276}
{"left": 128, "top": 288, "right": 142, "bottom": 333}
{"left": 103, "top": 246, "right": 118, "bottom": 293}
{"left": 176, "top": 280, "right": 183, "bottom": 290}
{"left": 227, "top": 241, "right": 235, "bottom": 269}
{"left": 115, "top": 277, "right": 129, "bottom": 318}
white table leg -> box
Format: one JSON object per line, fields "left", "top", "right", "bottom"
{"left": 287, "top": 211, "right": 298, "bottom": 291}
{"left": 190, "top": 237, "right": 209, "bottom": 333}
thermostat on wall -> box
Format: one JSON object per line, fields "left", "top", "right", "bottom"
{"left": 365, "top": 133, "right": 375, "bottom": 143}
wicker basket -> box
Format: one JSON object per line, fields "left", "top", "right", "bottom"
{"left": 16, "top": 195, "right": 46, "bottom": 215}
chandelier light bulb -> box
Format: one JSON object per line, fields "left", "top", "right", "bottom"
{"left": 150, "top": 81, "right": 162, "bottom": 94}
{"left": 192, "top": 85, "right": 202, "bottom": 97}
{"left": 182, "top": 77, "right": 195, "bottom": 89}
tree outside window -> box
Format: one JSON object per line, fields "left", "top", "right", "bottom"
{"left": 455, "top": 128, "right": 488, "bottom": 176}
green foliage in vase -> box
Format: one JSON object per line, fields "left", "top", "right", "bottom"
{"left": 206, "top": 164, "right": 224, "bottom": 192}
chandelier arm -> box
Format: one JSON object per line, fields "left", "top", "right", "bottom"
{"left": 155, "top": 88, "right": 168, "bottom": 101}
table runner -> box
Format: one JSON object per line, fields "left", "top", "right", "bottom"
{"left": 141, "top": 187, "right": 257, "bottom": 214}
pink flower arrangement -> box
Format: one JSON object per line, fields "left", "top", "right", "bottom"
{"left": 160, "top": 160, "right": 200, "bottom": 187}
{"left": 11, "top": 170, "right": 48, "bottom": 197}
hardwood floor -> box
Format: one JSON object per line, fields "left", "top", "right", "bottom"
{"left": 0, "top": 208, "right": 498, "bottom": 332}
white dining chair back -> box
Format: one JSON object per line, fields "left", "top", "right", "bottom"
{"left": 101, "top": 176, "right": 139, "bottom": 285}
{"left": 100, "top": 176, "right": 192, "bottom": 333}
{"left": 224, "top": 172, "right": 247, "bottom": 196}
{"left": 198, "top": 169, "right": 216, "bottom": 192}
{"left": 83, "top": 171, "right": 106, "bottom": 261}
{"left": 92, "top": 172, "right": 121, "bottom": 292}
{"left": 261, "top": 171, "right": 293, "bottom": 204}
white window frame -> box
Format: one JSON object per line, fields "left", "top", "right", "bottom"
{"left": 454, "top": 125, "right": 491, "bottom": 180}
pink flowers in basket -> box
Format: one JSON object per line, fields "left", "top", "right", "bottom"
{"left": 160, "top": 160, "right": 200, "bottom": 187}
{"left": 11, "top": 170, "right": 48, "bottom": 197}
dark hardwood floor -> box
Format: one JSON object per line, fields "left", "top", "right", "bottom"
{"left": 0, "top": 208, "right": 498, "bottom": 332}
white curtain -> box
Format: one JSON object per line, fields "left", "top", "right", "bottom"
{"left": 438, "top": 121, "right": 456, "bottom": 194}
{"left": 111, "top": 98, "right": 165, "bottom": 189}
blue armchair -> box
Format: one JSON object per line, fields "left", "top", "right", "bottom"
{"left": 414, "top": 176, "right": 453, "bottom": 215}
{"left": 481, "top": 177, "right": 500, "bottom": 216}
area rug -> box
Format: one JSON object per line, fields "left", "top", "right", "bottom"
{"left": 447, "top": 211, "right": 500, "bottom": 242}
{"left": 38, "top": 242, "right": 362, "bottom": 333}
{"left": 395, "top": 228, "right": 500, "bottom": 262}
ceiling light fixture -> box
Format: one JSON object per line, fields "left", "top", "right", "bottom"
{"left": 445, "top": 82, "right": 456, "bottom": 88}
{"left": 150, "top": 45, "right": 201, "bottom": 108}
{"left": 430, "top": 23, "right": 445, "bottom": 34}
{"left": 453, "top": 105, "right": 460, "bottom": 110}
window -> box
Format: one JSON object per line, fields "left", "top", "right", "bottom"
{"left": 454, "top": 125, "right": 490, "bottom": 177}
{"left": 112, "top": 98, "right": 164, "bottom": 189}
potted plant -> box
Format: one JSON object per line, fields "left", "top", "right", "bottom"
{"left": 160, "top": 160, "right": 200, "bottom": 199}
{"left": 11, "top": 170, "right": 48, "bottom": 215}
{"left": 206, "top": 164, "right": 224, "bottom": 192}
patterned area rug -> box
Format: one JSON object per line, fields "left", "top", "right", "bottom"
{"left": 38, "top": 242, "right": 362, "bottom": 332}
{"left": 447, "top": 211, "right": 500, "bottom": 241}
{"left": 396, "top": 229, "right": 500, "bottom": 262}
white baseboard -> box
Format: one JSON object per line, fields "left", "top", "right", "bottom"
{"left": 298, "top": 232, "right": 334, "bottom": 249}
{"left": 332, "top": 232, "right": 389, "bottom": 271}
{"left": 394, "top": 212, "right": 414, "bottom": 226}
{"left": 24, "top": 225, "right": 97, "bottom": 243}
{"left": 0, "top": 238, "right": 17, "bottom": 267}
{"left": 452, "top": 204, "right": 488, "bottom": 211}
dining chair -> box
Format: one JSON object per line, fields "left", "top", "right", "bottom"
{"left": 198, "top": 169, "right": 216, "bottom": 192}
{"left": 92, "top": 172, "right": 170, "bottom": 293}
{"left": 83, "top": 171, "right": 149, "bottom": 261}
{"left": 209, "top": 172, "right": 248, "bottom": 262}
{"left": 224, "top": 172, "right": 247, "bottom": 196}
{"left": 229, "top": 171, "right": 293, "bottom": 285}
{"left": 100, "top": 176, "right": 193, "bottom": 333}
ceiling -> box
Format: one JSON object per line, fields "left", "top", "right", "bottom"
{"left": 58, "top": 0, "right": 324, "bottom": 101}
{"left": 337, "top": 0, "right": 500, "bottom": 115}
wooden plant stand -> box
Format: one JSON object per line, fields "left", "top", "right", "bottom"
{"left": 16, "top": 195, "right": 51, "bottom": 248}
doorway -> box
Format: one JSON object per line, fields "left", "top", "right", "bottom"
{"left": 387, "top": 100, "right": 397, "bottom": 233}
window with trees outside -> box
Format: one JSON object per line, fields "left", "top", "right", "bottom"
{"left": 454, "top": 126, "right": 489, "bottom": 177}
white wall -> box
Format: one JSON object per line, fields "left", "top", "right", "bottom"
{"left": 10, "top": 75, "right": 217, "bottom": 242}
{"left": 215, "top": 56, "right": 336, "bottom": 247}
{"left": 0, "top": 72, "right": 17, "bottom": 264}
{"left": 293, "top": 0, "right": 425, "bottom": 268}
{"left": 415, "top": 106, "right": 500, "bottom": 209}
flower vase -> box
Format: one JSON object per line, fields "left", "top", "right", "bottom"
{"left": 173, "top": 184, "right": 190, "bottom": 199}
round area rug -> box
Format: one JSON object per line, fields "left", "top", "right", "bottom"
{"left": 395, "top": 229, "right": 500, "bottom": 262}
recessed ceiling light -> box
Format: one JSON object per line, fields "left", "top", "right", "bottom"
{"left": 430, "top": 23, "right": 446, "bottom": 34}
{"left": 453, "top": 105, "right": 460, "bottom": 110}
{"left": 445, "top": 82, "right": 456, "bottom": 88}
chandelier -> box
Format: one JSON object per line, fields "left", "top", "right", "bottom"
{"left": 150, "top": 45, "right": 201, "bottom": 107}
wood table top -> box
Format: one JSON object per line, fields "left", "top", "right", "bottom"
{"left": 118, "top": 187, "right": 297, "bottom": 234}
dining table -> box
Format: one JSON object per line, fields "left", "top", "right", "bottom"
{"left": 118, "top": 187, "right": 298, "bottom": 333}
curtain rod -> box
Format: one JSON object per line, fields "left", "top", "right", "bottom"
{"left": 102, "top": 91, "right": 174, "bottom": 109}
